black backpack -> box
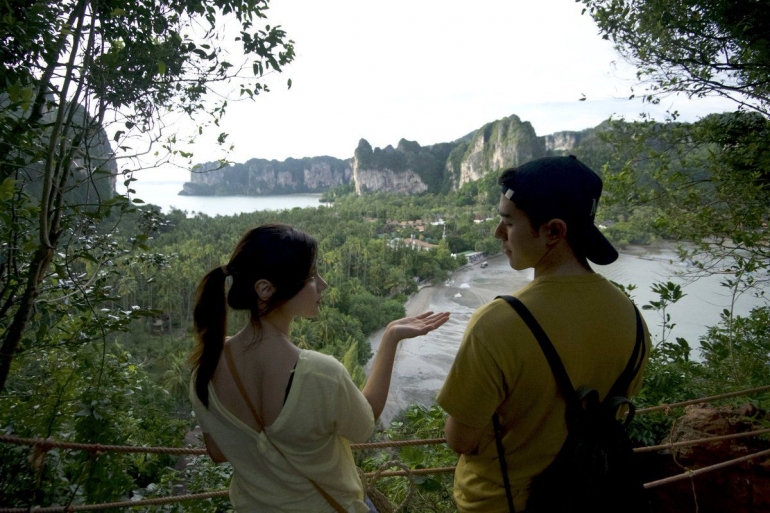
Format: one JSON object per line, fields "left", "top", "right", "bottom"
{"left": 495, "top": 295, "right": 650, "bottom": 513}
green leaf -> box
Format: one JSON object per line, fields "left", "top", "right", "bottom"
{"left": 158, "top": 61, "right": 166, "bottom": 75}
{"left": 0, "top": 178, "right": 18, "bottom": 200}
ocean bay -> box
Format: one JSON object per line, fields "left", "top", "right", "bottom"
{"left": 121, "top": 179, "right": 323, "bottom": 216}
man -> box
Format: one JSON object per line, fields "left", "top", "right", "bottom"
{"left": 437, "top": 156, "right": 650, "bottom": 512}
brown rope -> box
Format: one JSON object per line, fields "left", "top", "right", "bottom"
{"left": 633, "top": 427, "right": 770, "bottom": 453}
{"left": 636, "top": 384, "right": 770, "bottom": 414}
{"left": 2, "top": 384, "right": 770, "bottom": 511}
{"left": 350, "top": 438, "right": 447, "bottom": 450}
{"left": 365, "top": 466, "right": 457, "bottom": 478}
{"left": 364, "top": 427, "right": 770, "bottom": 462}
{"left": 8, "top": 425, "right": 768, "bottom": 458}
{"left": 0, "top": 435, "right": 444, "bottom": 454}
{"left": 0, "top": 490, "right": 229, "bottom": 513}
{"left": 3, "top": 446, "right": 770, "bottom": 511}
{"left": 0, "top": 435, "right": 206, "bottom": 455}
{"left": 3, "top": 384, "right": 769, "bottom": 456}
{"left": 644, "top": 447, "right": 770, "bottom": 489}
{"left": 362, "top": 461, "right": 415, "bottom": 513}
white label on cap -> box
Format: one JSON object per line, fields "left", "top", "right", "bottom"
{"left": 504, "top": 188, "right": 514, "bottom": 200}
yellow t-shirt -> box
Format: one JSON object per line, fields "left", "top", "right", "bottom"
{"left": 437, "top": 273, "right": 650, "bottom": 513}
{"left": 190, "top": 350, "right": 375, "bottom": 512}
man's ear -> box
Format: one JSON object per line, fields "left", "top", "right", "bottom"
{"left": 542, "top": 219, "right": 568, "bottom": 245}
{"left": 254, "top": 279, "right": 275, "bottom": 302}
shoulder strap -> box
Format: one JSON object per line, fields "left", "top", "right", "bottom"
{"left": 493, "top": 413, "right": 516, "bottom": 513}
{"left": 497, "top": 295, "right": 645, "bottom": 416}
{"left": 223, "top": 343, "right": 265, "bottom": 431}
{"left": 223, "top": 345, "right": 347, "bottom": 513}
{"left": 497, "top": 295, "right": 581, "bottom": 413}
{"left": 607, "top": 306, "right": 646, "bottom": 400}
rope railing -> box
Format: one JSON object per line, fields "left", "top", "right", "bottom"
{"left": 2, "top": 384, "right": 770, "bottom": 511}
{"left": 0, "top": 434, "right": 445, "bottom": 455}
{"left": 365, "top": 466, "right": 455, "bottom": 479}
{"left": 0, "top": 435, "right": 208, "bottom": 456}
{"left": 359, "top": 427, "right": 770, "bottom": 478}
{"left": 8, "top": 426, "right": 766, "bottom": 460}
{"left": 0, "top": 490, "right": 230, "bottom": 513}
{"left": 351, "top": 437, "right": 447, "bottom": 451}
{"left": 4, "top": 383, "right": 768, "bottom": 457}
{"left": 643, "top": 447, "right": 770, "bottom": 489}
{"left": 4, "top": 443, "right": 770, "bottom": 513}
{"left": 634, "top": 427, "right": 770, "bottom": 453}
{"left": 636, "top": 384, "right": 770, "bottom": 414}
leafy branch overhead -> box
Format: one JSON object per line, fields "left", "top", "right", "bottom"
{"left": 578, "top": 0, "right": 769, "bottom": 292}
{"left": 0, "top": 0, "right": 295, "bottom": 392}
{"left": 580, "top": 0, "right": 770, "bottom": 116}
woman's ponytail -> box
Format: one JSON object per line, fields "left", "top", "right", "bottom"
{"left": 190, "top": 266, "right": 229, "bottom": 407}
{"left": 189, "top": 224, "right": 317, "bottom": 407}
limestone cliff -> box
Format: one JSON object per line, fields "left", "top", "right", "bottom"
{"left": 2, "top": 94, "right": 118, "bottom": 200}
{"left": 351, "top": 139, "right": 454, "bottom": 195}
{"left": 181, "top": 115, "right": 607, "bottom": 196}
{"left": 182, "top": 156, "right": 352, "bottom": 195}
{"left": 448, "top": 115, "right": 546, "bottom": 187}
{"left": 543, "top": 127, "right": 595, "bottom": 153}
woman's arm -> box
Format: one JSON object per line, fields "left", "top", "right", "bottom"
{"left": 362, "top": 311, "right": 450, "bottom": 420}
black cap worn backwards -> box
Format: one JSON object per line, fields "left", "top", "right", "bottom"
{"left": 499, "top": 155, "right": 618, "bottom": 265}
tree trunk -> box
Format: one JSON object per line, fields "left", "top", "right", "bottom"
{"left": 0, "top": 245, "right": 54, "bottom": 392}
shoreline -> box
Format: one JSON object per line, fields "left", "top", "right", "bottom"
{"left": 365, "top": 240, "right": 697, "bottom": 425}
{"left": 404, "top": 240, "right": 683, "bottom": 316}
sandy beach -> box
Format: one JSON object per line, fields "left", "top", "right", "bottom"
{"left": 366, "top": 254, "right": 532, "bottom": 424}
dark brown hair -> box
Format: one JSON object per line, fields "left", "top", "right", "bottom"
{"left": 190, "top": 223, "right": 318, "bottom": 407}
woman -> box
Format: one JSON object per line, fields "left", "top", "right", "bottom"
{"left": 189, "top": 223, "right": 449, "bottom": 512}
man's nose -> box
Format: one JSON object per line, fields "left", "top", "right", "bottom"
{"left": 494, "top": 222, "right": 505, "bottom": 240}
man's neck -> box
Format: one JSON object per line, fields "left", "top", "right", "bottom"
{"left": 533, "top": 242, "right": 594, "bottom": 278}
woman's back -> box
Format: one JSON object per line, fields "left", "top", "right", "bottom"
{"left": 191, "top": 349, "right": 375, "bottom": 512}
{"left": 210, "top": 332, "right": 301, "bottom": 431}
{"left": 189, "top": 224, "right": 449, "bottom": 511}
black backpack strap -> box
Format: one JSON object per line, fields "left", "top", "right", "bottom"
{"left": 493, "top": 413, "right": 516, "bottom": 513}
{"left": 498, "top": 295, "right": 645, "bottom": 423}
{"left": 607, "top": 306, "right": 646, "bottom": 400}
{"left": 604, "top": 305, "right": 645, "bottom": 425}
{"left": 497, "top": 295, "right": 580, "bottom": 413}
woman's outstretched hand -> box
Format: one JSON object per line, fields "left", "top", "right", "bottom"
{"left": 385, "top": 311, "right": 450, "bottom": 342}
{"left": 364, "top": 311, "right": 451, "bottom": 421}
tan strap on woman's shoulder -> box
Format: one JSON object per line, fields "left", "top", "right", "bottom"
{"left": 222, "top": 344, "right": 347, "bottom": 513}
{"left": 223, "top": 343, "right": 265, "bottom": 431}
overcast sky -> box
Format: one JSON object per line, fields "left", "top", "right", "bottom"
{"left": 144, "top": 0, "right": 736, "bottom": 182}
